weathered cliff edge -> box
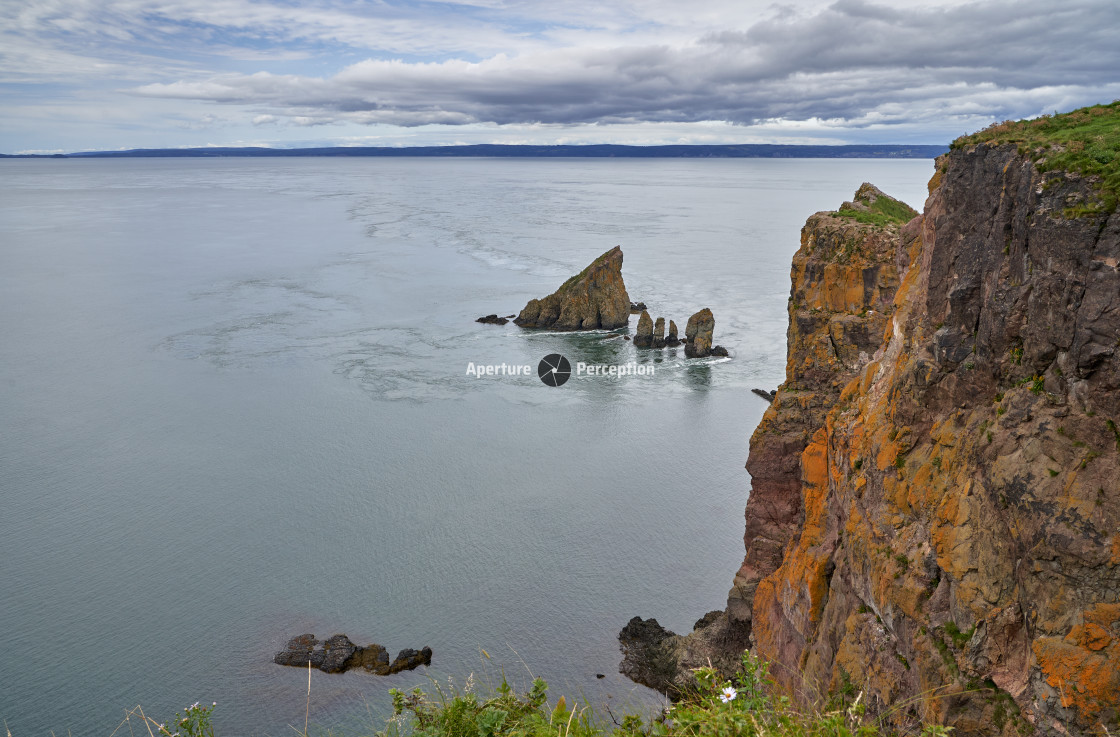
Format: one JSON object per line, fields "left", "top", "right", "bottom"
{"left": 514, "top": 246, "right": 630, "bottom": 329}
{"left": 626, "top": 140, "right": 1120, "bottom": 735}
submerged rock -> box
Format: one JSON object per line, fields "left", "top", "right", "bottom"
{"left": 684, "top": 308, "right": 715, "bottom": 358}
{"left": 274, "top": 634, "right": 431, "bottom": 676}
{"left": 633, "top": 310, "right": 654, "bottom": 347}
{"left": 709, "top": 345, "right": 729, "bottom": 357}
{"left": 514, "top": 246, "right": 630, "bottom": 330}
{"left": 476, "top": 314, "right": 508, "bottom": 325}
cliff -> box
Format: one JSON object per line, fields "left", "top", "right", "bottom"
{"left": 514, "top": 246, "right": 631, "bottom": 330}
{"left": 625, "top": 103, "right": 1120, "bottom": 736}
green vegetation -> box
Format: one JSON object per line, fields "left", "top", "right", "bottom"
{"left": 944, "top": 622, "right": 976, "bottom": 649}
{"left": 376, "top": 652, "right": 949, "bottom": 737}
{"left": 835, "top": 196, "right": 918, "bottom": 227}
{"left": 950, "top": 101, "right": 1120, "bottom": 214}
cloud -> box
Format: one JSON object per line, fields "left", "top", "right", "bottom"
{"left": 2, "top": 0, "right": 1118, "bottom": 150}
{"left": 127, "top": 0, "right": 1120, "bottom": 131}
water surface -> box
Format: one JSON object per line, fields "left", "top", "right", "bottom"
{"left": 0, "top": 157, "right": 933, "bottom": 736}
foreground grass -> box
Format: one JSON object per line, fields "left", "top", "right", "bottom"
{"left": 378, "top": 652, "right": 951, "bottom": 737}
{"left": 950, "top": 100, "right": 1120, "bottom": 214}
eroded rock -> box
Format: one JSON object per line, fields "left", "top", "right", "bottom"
{"left": 514, "top": 246, "right": 630, "bottom": 330}
{"left": 684, "top": 309, "right": 714, "bottom": 358}
{"left": 633, "top": 310, "right": 654, "bottom": 347}
{"left": 666, "top": 320, "right": 680, "bottom": 347}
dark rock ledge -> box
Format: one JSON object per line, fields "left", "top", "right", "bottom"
{"left": 274, "top": 633, "right": 432, "bottom": 675}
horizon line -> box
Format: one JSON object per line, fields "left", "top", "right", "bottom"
{"left": 2, "top": 142, "right": 949, "bottom": 159}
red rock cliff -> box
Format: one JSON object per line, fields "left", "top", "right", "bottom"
{"left": 732, "top": 142, "right": 1120, "bottom": 735}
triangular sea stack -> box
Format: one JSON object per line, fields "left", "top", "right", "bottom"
{"left": 514, "top": 246, "right": 630, "bottom": 330}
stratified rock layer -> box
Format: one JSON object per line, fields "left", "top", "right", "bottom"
{"left": 514, "top": 246, "right": 630, "bottom": 330}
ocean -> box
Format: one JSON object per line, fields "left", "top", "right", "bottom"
{"left": 0, "top": 157, "right": 933, "bottom": 736}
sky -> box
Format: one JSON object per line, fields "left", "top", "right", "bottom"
{"left": 2, "top": 0, "right": 1119, "bottom": 153}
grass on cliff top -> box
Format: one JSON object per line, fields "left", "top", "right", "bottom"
{"left": 378, "top": 652, "right": 950, "bottom": 737}
{"left": 950, "top": 100, "right": 1120, "bottom": 214}
{"left": 834, "top": 195, "right": 918, "bottom": 227}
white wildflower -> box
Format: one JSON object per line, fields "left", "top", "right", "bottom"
{"left": 719, "top": 686, "right": 738, "bottom": 703}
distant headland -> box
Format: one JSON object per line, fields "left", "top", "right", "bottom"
{"left": 0, "top": 143, "right": 948, "bottom": 159}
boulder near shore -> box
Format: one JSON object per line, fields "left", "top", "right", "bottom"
{"left": 274, "top": 634, "right": 432, "bottom": 675}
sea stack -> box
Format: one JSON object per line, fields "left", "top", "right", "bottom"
{"left": 652, "top": 317, "right": 666, "bottom": 348}
{"left": 633, "top": 310, "right": 654, "bottom": 347}
{"left": 514, "top": 246, "right": 630, "bottom": 330}
{"left": 666, "top": 320, "right": 680, "bottom": 347}
{"left": 684, "top": 308, "right": 714, "bottom": 358}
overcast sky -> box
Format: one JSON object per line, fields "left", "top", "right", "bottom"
{"left": 2, "top": 0, "right": 1118, "bottom": 153}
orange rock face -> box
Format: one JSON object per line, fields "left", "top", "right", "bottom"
{"left": 728, "top": 151, "right": 1120, "bottom": 736}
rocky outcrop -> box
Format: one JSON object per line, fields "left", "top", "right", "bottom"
{"left": 731, "top": 146, "right": 1120, "bottom": 736}
{"left": 476, "top": 314, "right": 509, "bottom": 325}
{"left": 274, "top": 634, "right": 432, "bottom": 675}
{"left": 630, "top": 301, "right": 648, "bottom": 313}
{"left": 653, "top": 317, "right": 666, "bottom": 348}
{"left": 634, "top": 310, "right": 654, "bottom": 347}
{"left": 684, "top": 309, "right": 714, "bottom": 358}
{"left": 630, "top": 127, "right": 1120, "bottom": 735}
{"left": 514, "top": 246, "right": 631, "bottom": 330}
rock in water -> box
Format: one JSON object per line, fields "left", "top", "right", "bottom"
{"left": 633, "top": 310, "right": 654, "bottom": 347}
{"left": 684, "top": 309, "right": 714, "bottom": 358}
{"left": 514, "top": 246, "right": 630, "bottom": 330}
{"left": 274, "top": 634, "right": 431, "bottom": 676}
{"left": 666, "top": 320, "right": 680, "bottom": 347}
{"left": 274, "top": 633, "right": 319, "bottom": 668}
{"left": 618, "top": 617, "right": 681, "bottom": 696}
{"left": 652, "top": 317, "right": 666, "bottom": 348}
{"left": 388, "top": 647, "right": 433, "bottom": 674}
{"left": 476, "top": 314, "right": 508, "bottom": 325}
{"left": 629, "top": 301, "right": 648, "bottom": 314}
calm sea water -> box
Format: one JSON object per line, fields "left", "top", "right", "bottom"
{"left": 0, "top": 157, "right": 933, "bottom": 736}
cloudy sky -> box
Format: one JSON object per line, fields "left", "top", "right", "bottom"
{"left": 2, "top": 0, "right": 1118, "bottom": 153}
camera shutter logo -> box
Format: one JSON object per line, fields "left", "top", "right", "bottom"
{"left": 538, "top": 354, "right": 572, "bottom": 387}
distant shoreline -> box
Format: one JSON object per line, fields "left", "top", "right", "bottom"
{"left": 1, "top": 143, "right": 947, "bottom": 159}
